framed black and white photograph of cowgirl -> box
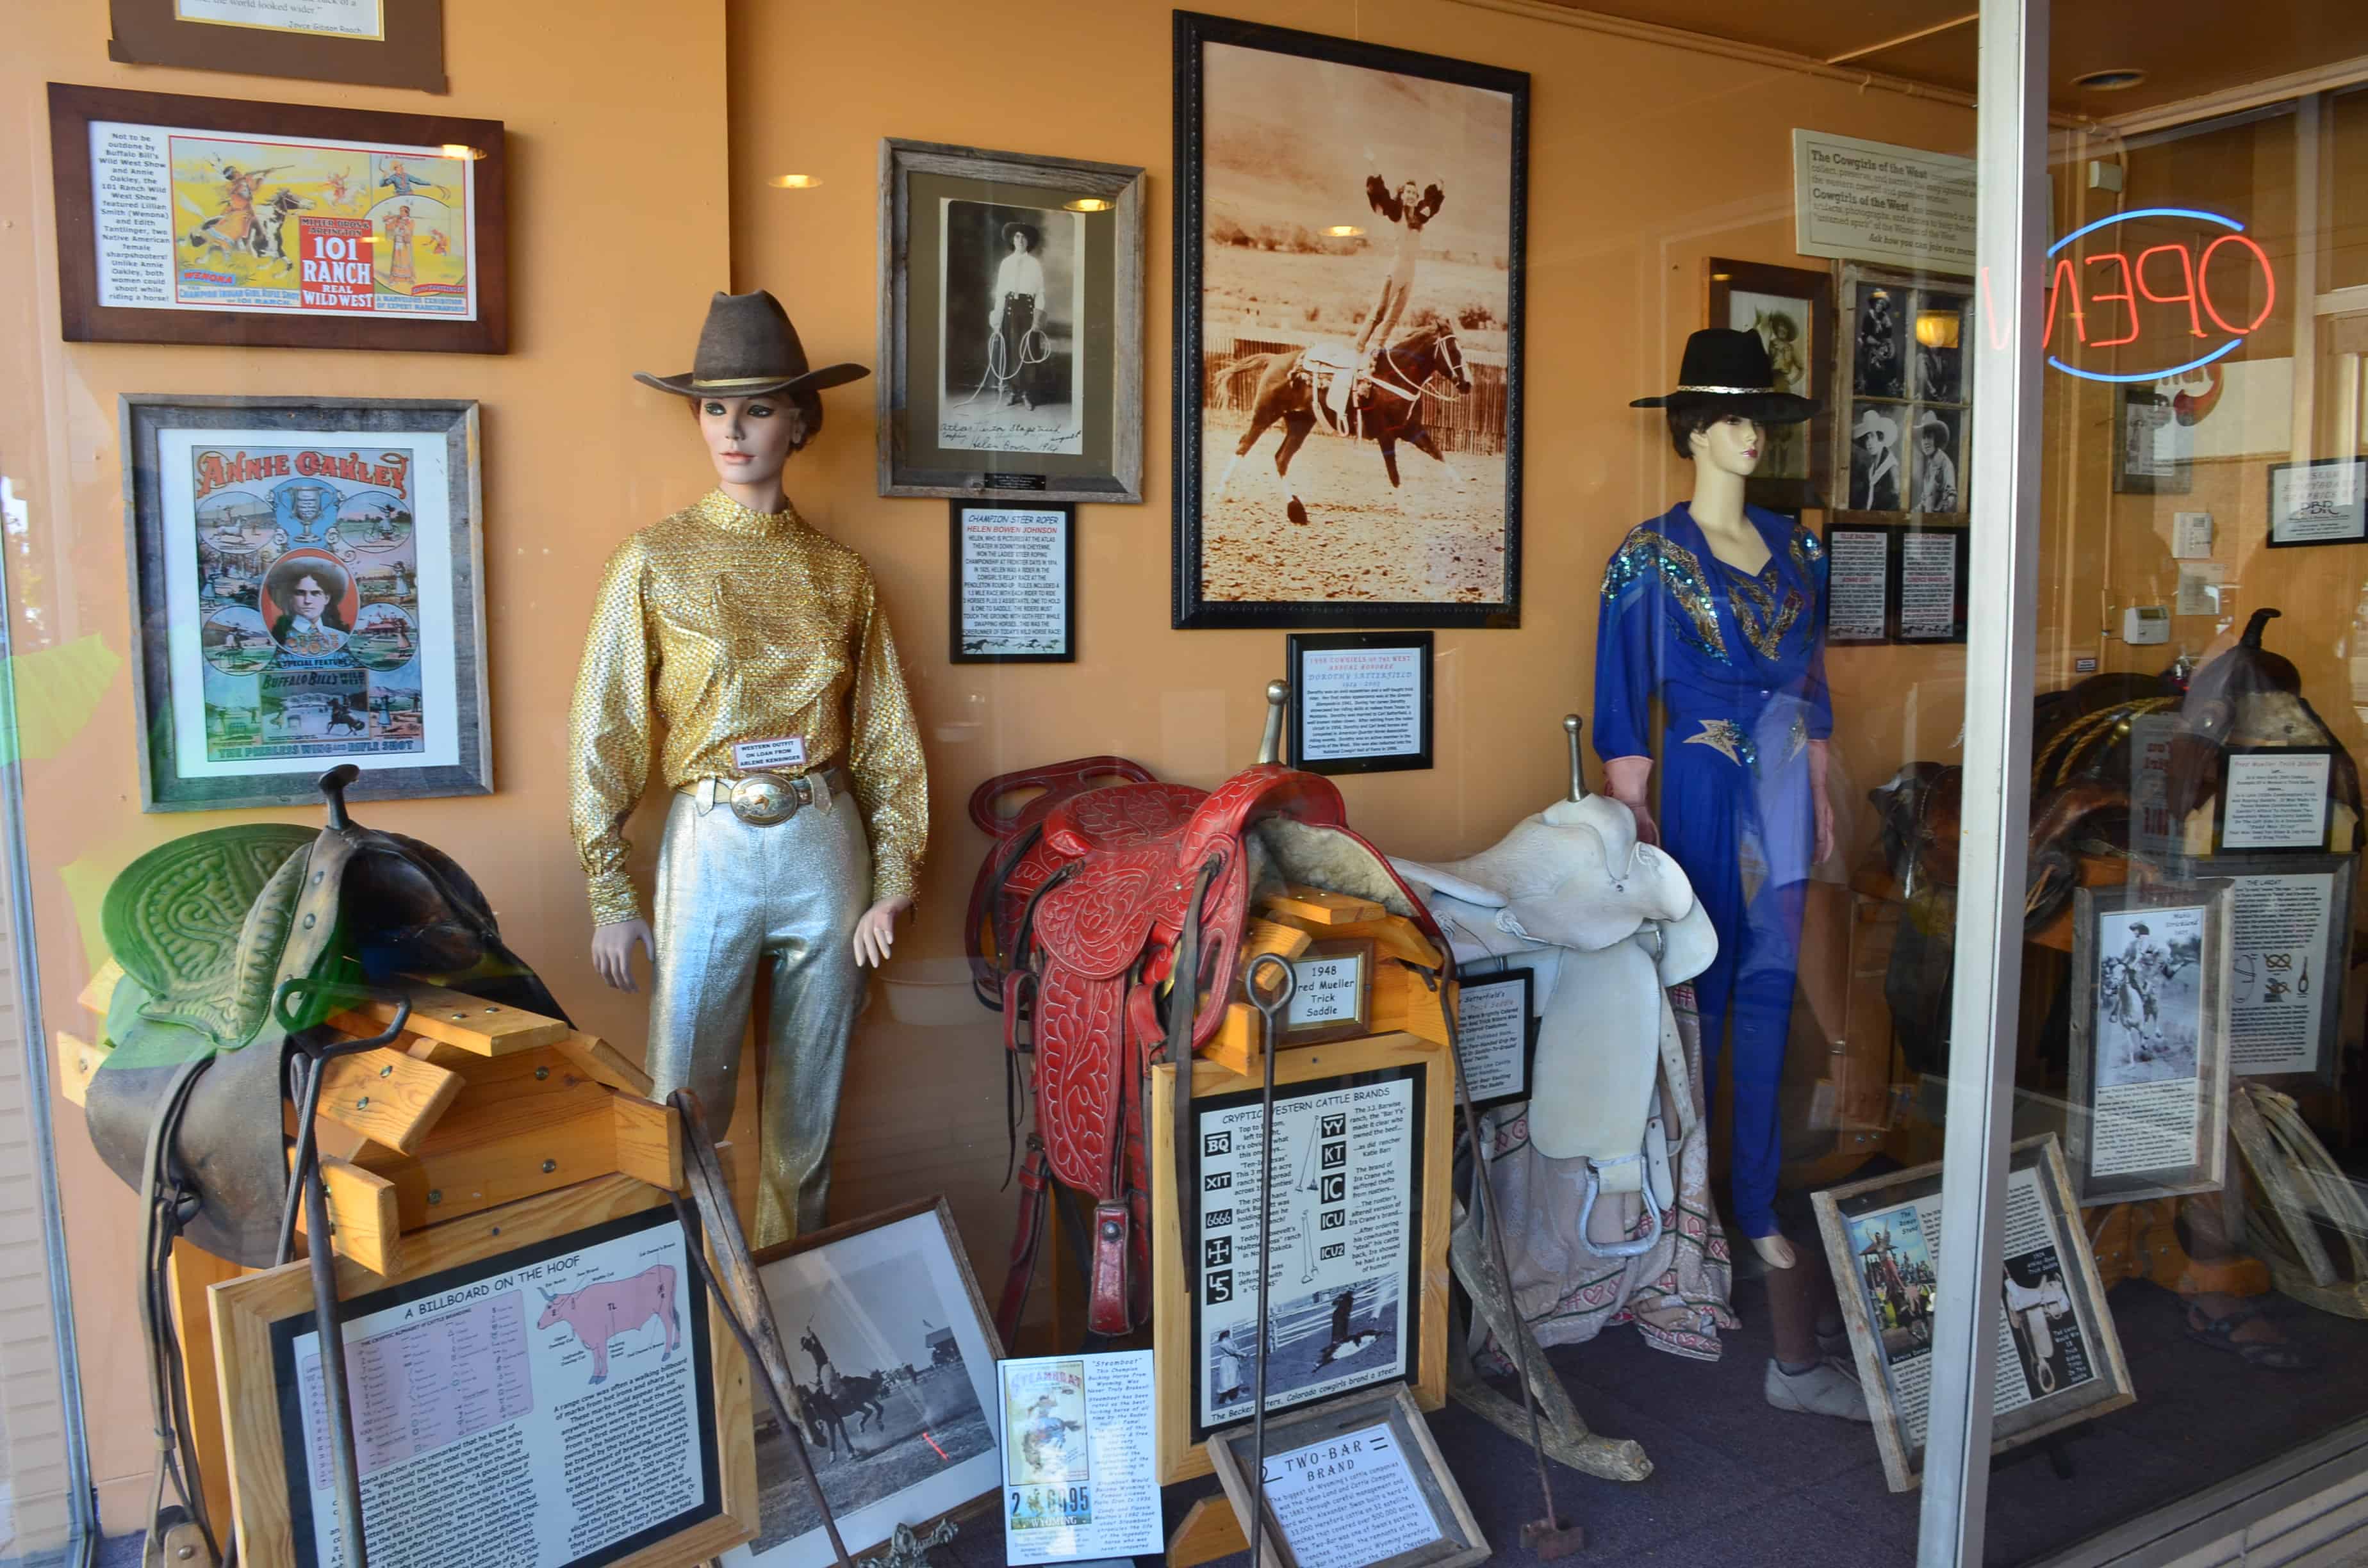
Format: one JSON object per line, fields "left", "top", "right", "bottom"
{"left": 878, "top": 138, "right": 1145, "bottom": 504}
{"left": 1174, "top": 12, "right": 1528, "bottom": 630}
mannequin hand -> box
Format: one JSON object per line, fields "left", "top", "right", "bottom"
{"left": 591, "top": 919, "right": 654, "bottom": 993}
{"left": 1602, "top": 755, "right": 1659, "bottom": 847}
{"left": 852, "top": 895, "right": 914, "bottom": 970}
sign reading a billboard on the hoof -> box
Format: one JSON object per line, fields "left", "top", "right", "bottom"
{"left": 1190, "top": 1071, "right": 1422, "bottom": 1436}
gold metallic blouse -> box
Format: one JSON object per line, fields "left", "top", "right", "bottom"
{"left": 569, "top": 490, "right": 928, "bottom": 926}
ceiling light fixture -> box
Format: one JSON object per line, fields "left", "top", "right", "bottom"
{"left": 768, "top": 174, "right": 821, "bottom": 190}
{"left": 1323, "top": 224, "right": 1365, "bottom": 238}
{"left": 2072, "top": 68, "right": 2146, "bottom": 91}
{"left": 1064, "top": 197, "right": 1112, "bottom": 213}
{"left": 438, "top": 143, "right": 485, "bottom": 161}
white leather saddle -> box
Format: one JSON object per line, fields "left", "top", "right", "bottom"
{"left": 1395, "top": 792, "right": 1717, "bottom": 1258}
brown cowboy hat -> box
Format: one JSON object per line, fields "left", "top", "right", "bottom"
{"left": 634, "top": 289, "right": 869, "bottom": 400}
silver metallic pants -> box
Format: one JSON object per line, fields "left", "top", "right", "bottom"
{"left": 646, "top": 787, "right": 870, "bottom": 1246}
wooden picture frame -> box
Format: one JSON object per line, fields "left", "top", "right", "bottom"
{"left": 210, "top": 1175, "right": 755, "bottom": 1567}
{"left": 122, "top": 394, "right": 492, "bottom": 810}
{"left": 948, "top": 500, "right": 1076, "bottom": 663}
{"left": 1831, "top": 263, "right": 1972, "bottom": 524}
{"left": 1150, "top": 1033, "right": 1452, "bottom": 1483}
{"left": 1706, "top": 257, "right": 1834, "bottom": 513}
{"left": 106, "top": 0, "right": 447, "bottom": 92}
{"left": 49, "top": 84, "right": 506, "bottom": 354}
{"left": 878, "top": 138, "right": 1144, "bottom": 504}
{"left": 724, "top": 1197, "right": 1006, "bottom": 1567}
{"left": 1206, "top": 1384, "right": 1489, "bottom": 1568}
{"left": 1285, "top": 632, "right": 1435, "bottom": 776}
{"left": 2267, "top": 457, "right": 2368, "bottom": 548}
{"left": 1174, "top": 10, "right": 1527, "bottom": 630}
{"left": 1270, "top": 937, "right": 1377, "bottom": 1048}
{"left": 2110, "top": 383, "right": 2194, "bottom": 496}
{"left": 1448, "top": 967, "right": 1535, "bottom": 1113}
{"left": 2067, "top": 881, "right": 2232, "bottom": 1204}
{"left": 2185, "top": 851, "right": 2355, "bottom": 1085}
{"left": 1814, "top": 1135, "right": 2134, "bottom": 1493}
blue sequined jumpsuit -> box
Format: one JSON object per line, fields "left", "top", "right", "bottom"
{"left": 1594, "top": 502, "right": 1832, "bottom": 1239}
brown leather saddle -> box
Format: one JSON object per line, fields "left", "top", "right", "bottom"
{"left": 966, "top": 737, "right": 1436, "bottom": 1341}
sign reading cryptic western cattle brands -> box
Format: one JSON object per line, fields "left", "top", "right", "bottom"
{"left": 272, "top": 1205, "right": 718, "bottom": 1568}
{"left": 156, "top": 425, "right": 466, "bottom": 783}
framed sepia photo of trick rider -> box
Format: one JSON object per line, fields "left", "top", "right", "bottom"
{"left": 878, "top": 138, "right": 1146, "bottom": 504}
{"left": 122, "top": 393, "right": 492, "bottom": 811}
{"left": 1173, "top": 12, "right": 1527, "bottom": 630}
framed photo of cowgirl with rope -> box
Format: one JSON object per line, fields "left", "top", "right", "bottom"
{"left": 878, "top": 138, "right": 1145, "bottom": 504}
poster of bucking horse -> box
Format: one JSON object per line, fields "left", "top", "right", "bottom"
{"left": 1173, "top": 12, "right": 1528, "bottom": 629}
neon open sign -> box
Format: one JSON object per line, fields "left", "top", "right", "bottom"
{"left": 2043, "top": 207, "right": 2276, "bottom": 383}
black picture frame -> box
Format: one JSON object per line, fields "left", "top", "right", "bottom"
{"left": 1173, "top": 11, "right": 1527, "bottom": 630}
{"left": 1285, "top": 631, "right": 1435, "bottom": 775}
{"left": 121, "top": 393, "right": 491, "bottom": 811}
{"left": 2181, "top": 851, "right": 2356, "bottom": 1085}
{"left": 2110, "top": 384, "right": 2194, "bottom": 496}
{"left": 1892, "top": 523, "right": 1969, "bottom": 644}
{"left": 1823, "top": 522, "right": 1895, "bottom": 645}
{"left": 2212, "top": 744, "right": 2339, "bottom": 854}
{"left": 947, "top": 500, "right": 1076, "bottom": 664}
{"left": 1706, "top": 257, "right": 1836, "bottom": 514}
{"left": 1451, "top": 967, "right": 1536, "bottom": 1113}
{"left": 2265, "top": 456, "right": 2368, "bottom": 548}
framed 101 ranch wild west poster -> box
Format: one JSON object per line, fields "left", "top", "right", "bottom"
{"left": 1173, "top": 12, "right": 1528, "bottom": 630}
{"left": 122, "top": 395, "right": 492, "bottom": 811}
{"left": 48, "top": 84, "right": 506, "bottom": 353}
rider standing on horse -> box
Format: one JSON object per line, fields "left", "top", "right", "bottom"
{"left": 800, "top": 1324, "right": 843, "bottom": 1397}
{"left": 1325, "top": 157, "right": 1445, "bottom": 426}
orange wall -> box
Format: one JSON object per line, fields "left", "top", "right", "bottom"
{"left": 0, "top": 0, "right": 732, "bottom": 1530}
{"left": 4, "top": 0, "right": 1982, "bottom": 1534}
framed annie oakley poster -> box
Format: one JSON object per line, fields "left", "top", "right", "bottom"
{"left": 122, "top": 395, "right": 491, "bottom": 810}
{"left": 49, "top": 84, "right": 506, "bottom": 353}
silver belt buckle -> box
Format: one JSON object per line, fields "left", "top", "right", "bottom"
{"left": 728, "top": 772, "right": 799, "bottom": 826}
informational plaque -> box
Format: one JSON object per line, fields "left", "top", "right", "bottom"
{"left": 176, "top": 0, "right": 384, "bottom": 37}
{"left": 1791, "top": 129, "right": 1977, "bottom": 275}
{"left": 2220, "top": 751, "right": 2332, "bottom": 851}
{"left": 2223, "top": 864, "right": 2339, "bottom": 1076}
{"left": 998, "top": 1352, "right": 1160, "bottom": 1564}
{"left": 275, "top": 1205, "right": 718, "bottom": 1568}
{"left": 2268, "top": 457, "right": 2367, "bottom": 548}
{"left": 1825, "top": 526, "right": 1891, "bottom": 643}
{"left": 1260, "top": 1422, "right": 1437, "bottom": 1567}
{"left": 1451, "top": 969, "right": 1533, "bottom": 1111}
{"left": 1896, "top": 529, "right": 1964, "bottom": 642}
{"left": 1282, "top": 945, "right": 1369, "bottom": 1041}
{"left": 951, "top": 502, "right": 1073, "bottom": 662}
{"left": 1191, "top": 1072, "right": 1421, "bottom": 1434}
{"left": 1288, "top": 633, "right": 1433, "bottom": 776}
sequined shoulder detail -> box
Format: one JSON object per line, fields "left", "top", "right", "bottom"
{"left": 1601, "top": 524, "right": 1727, "bottom": 662}
{"left": 1727, "top": 569, "right": 1805, "bottom": 660}
{"left": 1788, "top": 525, "right": 1824, "bottom": 575}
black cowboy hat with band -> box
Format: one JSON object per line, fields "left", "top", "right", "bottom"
{"left": 635, "top": 289, "right": 869, "bottom": 400}
{"left": 1631, "top": 327, "right": 1820, "bottom": 424}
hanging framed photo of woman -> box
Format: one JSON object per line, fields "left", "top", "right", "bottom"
{"left": 878, "top": 138, "right": 1145, "bottom": 503}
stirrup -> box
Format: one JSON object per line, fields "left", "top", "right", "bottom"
{"left": 1576, "top": 1156, "right": 1663, "bottom": 1259}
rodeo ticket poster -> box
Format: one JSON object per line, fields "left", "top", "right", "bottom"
{"left": 188, "top": 444, "right": 429, "bottom": 764}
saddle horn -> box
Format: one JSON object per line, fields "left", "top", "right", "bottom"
{"left": 1257, "top": 680, "right": 1289, "bottom": 765}
{"left": 1563, "top": 715, "right": 1589, "bottom": 801}
{"left": 317, "top": 763, "right": 361, "bottom": 829}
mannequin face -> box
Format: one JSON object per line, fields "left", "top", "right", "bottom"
{"left": 1688, "top": 414, "right": 1763, "bottom": 477}
{"left": 698, "top": 395, "right": 802, "bottom": 488}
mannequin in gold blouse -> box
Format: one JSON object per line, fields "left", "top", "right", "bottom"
{"left": 570, "top": 290, "right": 928, "bottom": 1244}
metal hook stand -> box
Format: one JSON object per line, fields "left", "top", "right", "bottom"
{"left": 1240, "top": 952, "right": 1297, "bottom": 1568}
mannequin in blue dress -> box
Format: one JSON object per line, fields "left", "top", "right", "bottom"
{"left": 1597, "top": 329, "right": 1864, "bottom": 1419}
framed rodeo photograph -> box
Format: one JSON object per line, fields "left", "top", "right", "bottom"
{"left": 1814, "top": 1136, "right": 2134, "bottom": 1493}
{"left": 49, "top": 84, "right": 505, "bottom": 353}
{"left": 878, "top": 138, "right": 1146, "bottom": 504}
{"left": 725, "top": 1197, "right": 1006, "bottom": 1568}
{"left": 2067, "top": 881, "right": 2233, "bottom": 1204}
{"left": 1707, "top": 257, "right": 1834, "bottom": 514}
{"left": 1174, "top": 11, "right": 1528, "bottom": 630}
{"left": 121, "top": 393, "right": 492, "bottom": 812}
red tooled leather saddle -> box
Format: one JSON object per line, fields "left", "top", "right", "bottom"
{"left": 966, "top": 717, "right": 1439, "bottom": 1341}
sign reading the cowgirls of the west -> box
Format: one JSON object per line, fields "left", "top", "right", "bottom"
{"left": 124, "top": 396, "right": 492, "bottom": 810}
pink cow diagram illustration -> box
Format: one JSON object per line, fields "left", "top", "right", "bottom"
{"left": 535, "top": 1264, "right": 681, "bottom": 1384}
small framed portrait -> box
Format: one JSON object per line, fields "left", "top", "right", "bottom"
{"left": 1450, "top": 967, "right": 1536, "bottom": 1112}
{"left": 724, "top": 1197, "right": 1007, "bottom": 1568}
{"left": 1708, "top": 257, "right": 1834, "bottom": 513}
{"left": 1907, "top": 407, "right": 1964, "bottom": 514}
{"left": 1846, "top": 403, "right": 1905, "bottom": 512}
{"left": 1206, "top": 1385, "right": 1489, "bottom": 1568}
{"left": 1852, "top": 278, "right": 1907, "bottom": 400}
{"left": 1912, "top": 291, "right": 1967, "bottom": 402}
{"left": 1285, "top": 632, "right": 1435, "bottom": 776}
{"left": 948, "top": 501, "right": 1075, "bottom": 664}
{"left": 2112, "top": 384, "right": 2194, "bottom": 495}
{"left": 121, "top": 393, "right": 490, "bottom": 811}
{"left": 1814, "top": 1135, "right": 2134, "bottom": 1493}
{"left": 2067, "top": 882, "right": 2233, "bottom": 1203}
{"left": 878, "top": 138, "right": 1144, "bottom": 504}
{"left": 2267, "top": 456, "right": 2368, "bottom": 548}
